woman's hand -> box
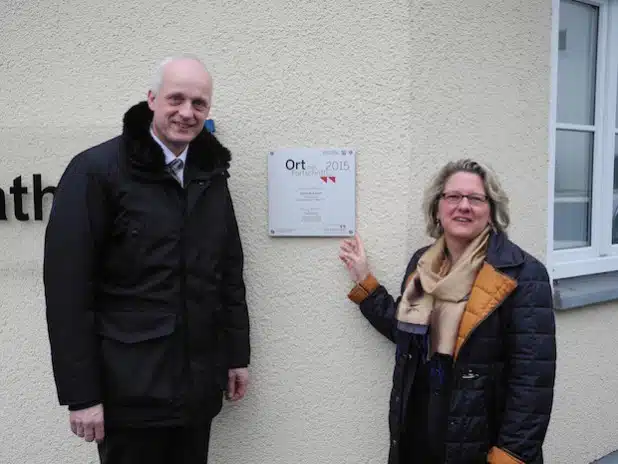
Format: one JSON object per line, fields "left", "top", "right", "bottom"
{"left": 339, "top": 234, "right": 370, "bottom": 283}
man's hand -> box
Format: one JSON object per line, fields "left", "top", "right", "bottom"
{"left": 226, "top": 368, "right": 249, "bottom": 402}
{"left": 69, "top": 403, "right": 104, "bottom": 443}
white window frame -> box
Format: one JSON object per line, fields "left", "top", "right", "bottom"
{"left": 549, "top": 0, "right": 618, "bottom": 279}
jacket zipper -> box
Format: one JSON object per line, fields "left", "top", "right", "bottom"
{"left": 178, "top": 174, "right": 216, "bottom": 417}
{"left": 178, "top": 180, "right": 190, "bottom": 414}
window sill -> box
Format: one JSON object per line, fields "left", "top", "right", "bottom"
{"left": 554, "top": 271, "right": 618, "bottom": 310}
{"left": 593, "top": 449, "right": 618, "bottom": 463}
{"left": 552, "top": 255, "right": 618, "bottom": 279}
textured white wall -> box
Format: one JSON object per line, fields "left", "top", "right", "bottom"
{"left": 0, "top": 1, "right": 615, "bottom": 463}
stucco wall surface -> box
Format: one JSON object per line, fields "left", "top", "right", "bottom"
{"left": 0, "top": 1, "right": 616, "bottom": 463}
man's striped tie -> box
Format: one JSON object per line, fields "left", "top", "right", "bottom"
{"left": 167, "top": 158, "right": 184, "bottom": 187}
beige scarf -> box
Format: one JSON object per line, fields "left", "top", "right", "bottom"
{"left": 396, "top": 226, "right": 490, "bottom": 355}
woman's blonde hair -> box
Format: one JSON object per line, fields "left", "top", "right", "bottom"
{"left": 422, "top": 159, "right": 510, "bottom": 238}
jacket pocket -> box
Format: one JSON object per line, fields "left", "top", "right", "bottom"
{"left": 106, "top": 215, "right": 145, "bottom": 284}
{"left": 456, "top": 367, "right": 492, "bottom": 452}
{"left": 97, "top": 311, "right": 179, "bottom": 405}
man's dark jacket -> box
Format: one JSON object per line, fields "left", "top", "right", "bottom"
{"left": 43, "top": 101, "right": 250, "bottom": 427}
{"left": 350, "top": 232, "right": 556, "bottom": 464}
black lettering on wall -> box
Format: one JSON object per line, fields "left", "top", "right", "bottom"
{"left": 33, "top": 174, "right": 56, "bottom": 221}
{"left": 10, "top": 176, "right": 29, "bottom": 221}
{"left": 0, "top": 187, "right": 6, "bottom": 220}
{"left": 0, "top": 174, "right": 58, "bottom": 222}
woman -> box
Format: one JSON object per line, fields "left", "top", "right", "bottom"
{"left": 339, "top": 159, "right": 555, "bottom": 464}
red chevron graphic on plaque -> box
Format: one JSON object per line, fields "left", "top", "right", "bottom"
{"left": 320, "top": 176, "right": 328, "bottom": 183}
{"left": 329, "top": 176, "right": 336, "bottom": 183}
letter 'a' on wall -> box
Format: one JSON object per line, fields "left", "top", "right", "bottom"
{"left": 0, "top": 175, "right": 56, "bottom": 221}
{"left": 267, "top": 147, "right": 356, "bottom": 237}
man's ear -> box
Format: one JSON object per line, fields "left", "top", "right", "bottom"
{"left": 147, "top": 90, "right": 156, "bottom": 111}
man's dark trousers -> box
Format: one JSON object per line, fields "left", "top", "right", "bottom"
{"left": 97, "top": 423, "right": 212, "bottom": 464}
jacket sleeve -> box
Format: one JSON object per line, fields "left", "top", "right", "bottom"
{"left": 220, "top": 185, "right": 250, "bottom": 369}
{"left": 488, "top": 259, "right": 556, "bottom": 464}
{"left": 347, "top": 249, "right": 424, "bottom": 342}
{"left": 43, "top": 154, "right": 111, "bottom": 407}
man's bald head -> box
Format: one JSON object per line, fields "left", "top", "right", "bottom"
{"left": 150, "top": 55, "right": 212, "bottom": 96}
{"left": 147, "top": 55, "right": 213, "bottom": 155}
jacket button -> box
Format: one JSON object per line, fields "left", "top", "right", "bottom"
{"left": 392, "top": 439, "right": 398, "bottom": 446}
{"left": 131, "top": 229, "right": 139, "bottom": 236}
{"left": 395, "top": 396, "right": 400, "bottom": 403}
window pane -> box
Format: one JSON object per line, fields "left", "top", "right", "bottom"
{"left": 554, "top": 129, "right": 594, "bottom": 249}
{"left": 612, "top": 135, "right": 618, "bottom": 243}
{"left": 554, "top": 203, "right": 591, "bottom": 249}
{"left": 557, "top": 0, "right": 599, "bottom": 125}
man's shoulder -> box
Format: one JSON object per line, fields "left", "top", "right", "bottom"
{"left": 77, "top": 135, "right": 122, "bottom": 165}
{"left": 68, "top": 135, "right": 122, "bottom": 175}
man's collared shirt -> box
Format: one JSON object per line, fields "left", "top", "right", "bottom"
{"left": 150, "top": 126, "right": 188, "bottom": 186}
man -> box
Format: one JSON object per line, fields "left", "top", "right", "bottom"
{"left": 43, "top": 56, "right": 250, "bottom": 464}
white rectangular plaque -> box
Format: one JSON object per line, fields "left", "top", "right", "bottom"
{"left": 268, "top": 147, "right": 356, "bottom": 237}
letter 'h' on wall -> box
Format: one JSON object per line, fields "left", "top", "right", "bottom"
{"left": 0, "top": 175, "right": 56, "bottom": 221}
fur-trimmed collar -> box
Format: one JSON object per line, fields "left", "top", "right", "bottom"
{"left": 122, "top": 101, "right": 231, "bottom": 174}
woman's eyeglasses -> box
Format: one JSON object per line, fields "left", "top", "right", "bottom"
{"left": 440, "top": 192, "right": 488, "bottom": 207}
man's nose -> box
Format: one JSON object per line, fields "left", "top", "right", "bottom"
{"left": 178, "top": 101, "right": 193, "bottom": 119}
